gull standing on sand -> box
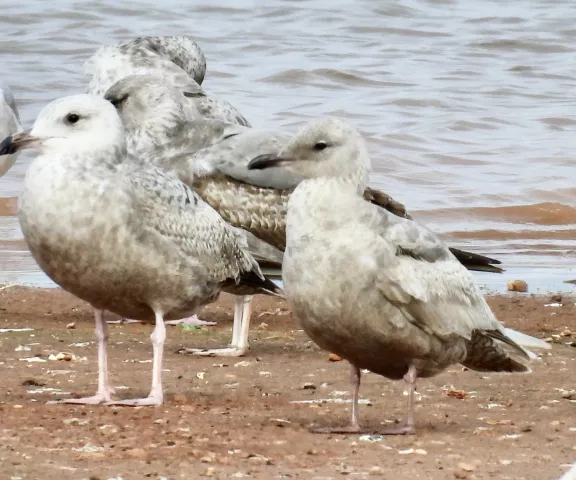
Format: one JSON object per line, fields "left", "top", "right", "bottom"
{"left": 85, "top": 36, "right": 250, "bottom": 126}
{"left": 0, "top": 81, "right": 22, "bottom": 177}
{"left": 248, "top": 117, "right": 551, "bottom": 434}
{"left": 102, "top": 75, "right": 506, "bottom": 358}
{"left": 0, "top": 94, "right": 280, "bottom": 406}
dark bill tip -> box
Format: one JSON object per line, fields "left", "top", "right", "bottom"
{"left": 247, "top": 154, "right": 287, "bottom": 170}
{"left": 0, "top": 136, "right": 15, "bottom": 156}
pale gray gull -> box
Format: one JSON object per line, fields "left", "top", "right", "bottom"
{"left": 0, "top": 94, "right": 281, "bottom": 406}
{"left": 85, "top": 36, "right": 250, "bottom": 126}
{"left": 0, "top": 81, "right": 23, "bottom": 176}
{"left": 247, "top": 116, "right": 551, "bottom": 434}
{"left": 104, "top": 74, "right": 505, "bottom": 358}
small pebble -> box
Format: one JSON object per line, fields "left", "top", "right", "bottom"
{"left": 247, "top": 453, "right": 271, "bottom": 465}
{"left": 507, "top": 280, "right": 528, "bottom": 292}
{"left": 234, "top": 361, "right": 252, "bottom": 368}
{"left": 63, "top": 417, "right": 89, "bottom": 426}
{"left": 126, "top": 448, "right": 148, "bottom": 460}
{"left": 446, "top": 389, "right": 467, "bottom": 399}
{"left": 458, "top": 463, "right": 475, "bottom": 472}
{"left": 99, "top": 424, "right": 119, "bottom": 435}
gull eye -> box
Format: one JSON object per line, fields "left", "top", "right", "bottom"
{"left": 65, "top": 113, "right": 80, "bottom": 125}
{"left": 313, "top": 141, "right": 328, "bottom": 151}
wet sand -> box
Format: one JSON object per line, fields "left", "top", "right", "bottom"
{"left": 0, "top": 286, "right": 573, "bottom": 480}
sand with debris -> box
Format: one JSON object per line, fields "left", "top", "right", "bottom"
{"left": 0, "top": 286, "right": 573, "bottom": 480}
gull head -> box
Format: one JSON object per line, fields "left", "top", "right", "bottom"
{"left": 0, "top": 94, "right": 125, "bottom": 157}
{"left": 104, "top": 74, "right": 201, "bottom": 134}
{"left": 247, "top": 117, "right": 371, "bottom": 186}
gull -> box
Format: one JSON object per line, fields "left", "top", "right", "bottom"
{"left": 103, "top": 74, "right": 504, "bottom": 357}
{"left": 247, "top": 116, "right": 551, "bottom": 434}
{"left": 0, "top": 94, "right": 280, "bottom": 406}
{"left": 85, "top": 36, "right": 250, "bottom": 126}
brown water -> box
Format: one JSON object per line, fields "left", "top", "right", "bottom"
{"left": 1, "top": 0, "right": 575, "bottom": 292}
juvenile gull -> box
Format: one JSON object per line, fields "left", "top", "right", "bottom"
{"left": 0, "top": 94, "right": 280, "bottom": 406}
{"left": 248, "top": 117, "right": 551, "bottom": 434}
{"left": 0, "top": 81, "right": 22, "bottom": 177}
{"left": 86, "top": 37, "right": 250, "bottom": 126}
{"left": 104, "top": 75, "right": 504, "bottom": 357}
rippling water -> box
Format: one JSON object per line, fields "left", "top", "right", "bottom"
{"left": 1, "top": 0, "right": 575, "bottom": 291}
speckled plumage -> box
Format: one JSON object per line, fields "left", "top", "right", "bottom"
{"left": 105, "top": 75, "right": 502, "bottom": 271}
{"left": 0, "top": 81, "right": 22, "bottom": 176}
{"left": 103, "top": 75, "right": 503, "bottom": 358}
{"left": 9, "top": 94, "right": 275, "bottom": 404}
{"left": 19, "top": 135, "right": 259, "bottom": 323}
{"left": 248, "top": 117, "right": 550, "bottom": 433}
{"left": 85, "top": 36, "right": 206, "bottom": 95}
{"left": 87, "top": 38, "right": 250, "bottom": 126}
{"left": 194, "top": 174, "right": 290, "bottom": 251}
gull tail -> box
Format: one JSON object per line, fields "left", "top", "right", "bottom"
{"left": 503, "top": 328, "right": 552, "bottom": 356}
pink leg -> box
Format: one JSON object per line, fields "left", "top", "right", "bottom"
{"left": 178, "top": 296, "right": 252, "bottom": 356}
{"left": 379, "top": 364, "right": 417, "bottom": 435}
{"left": 106, "top": 309, "right": 165, "bottom": 406}
{"left": 49, "top": 309, "right": 114, "bottom": 404}
{"left": 311, "top": 363, "right": 362, "bottom": 434}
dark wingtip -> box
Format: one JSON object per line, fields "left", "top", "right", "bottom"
{"left": 221, "top": 271, "right": 285, "bottom": 298}
{"left": 449, "top": 247, "right": 504, "bottom": 273}
{"left": 0, "top": 136, "right": 15, "bottom": 156}
{"left": 183, "top": 90, "right": 206, "bottom": 98}
{"left": 247, "top": 154, "right": 284, "bottom": 170}
{"left": 260, "top": 277, "right": 285, "bottom": 298}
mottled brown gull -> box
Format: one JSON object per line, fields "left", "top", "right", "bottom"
{"left": 85, "top": 36, "right": 250, "bottom": 126}
{"left": 247, "top": 117, "right": 551, "bottom": 434}
{"left": 0, "top": 81, "right": 22, "bottom": 177}
{"left": 0, "top": 94, "right": 280, "bottom": 406}
{"left": 104, "top": 74, "right": 504, "bottom": 357}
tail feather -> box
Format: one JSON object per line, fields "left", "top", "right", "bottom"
{"left": 503, "top": 328, "right": 552, "bottom": 351}
{"left": 463, "top": 331, "right": 530, "bottom": 373}
{"left": 485, "top": 330, "right": 531, "bottom": 360}
{"left": 484, "top": 328, "right": 551, "bottom": 363}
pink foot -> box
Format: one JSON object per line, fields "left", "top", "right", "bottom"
{"left": 379, "top": 424, "right": 415, "bottom": 435}
{"left": 47, "top": 393, "right": 112, "bottom": 405}
{"left": 310, "top": 423, "right": 362, "bottom": 434}
{"left": 107, "top": 318, "right": 143, "bottom": 324}
{"left": 105, "top": 394, "right": 163, "bottom": 407}
{"left": 164, "top": 315, "right": 216, "bottom": 327}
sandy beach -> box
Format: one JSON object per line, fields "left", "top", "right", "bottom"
{"left": 0, "top": 286, "right": 573, "bottom": 480}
